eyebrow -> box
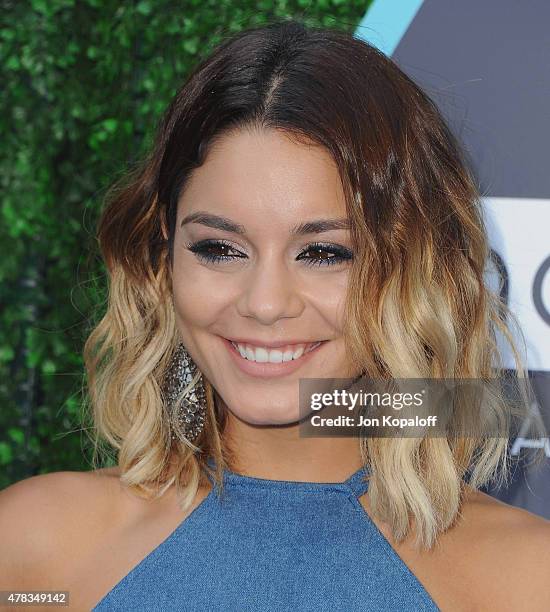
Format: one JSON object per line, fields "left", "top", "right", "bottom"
{"left": 180, "top": 212, "right": 351, "bottom": 235}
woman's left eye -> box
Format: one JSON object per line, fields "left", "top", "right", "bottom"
{"left": 186, "top": 240, "right": 353, "bottom": 267}
{"left": 296, "top": 243, "right": 354, "bottom": 266}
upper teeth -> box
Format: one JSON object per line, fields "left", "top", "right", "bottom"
{"left": 231, "top": 341, "right": 322, "bottom": 363}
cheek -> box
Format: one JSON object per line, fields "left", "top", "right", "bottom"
{"left": 172, "top": 276, "right": 218, "bottom": 329}
{"left": 305, "top": 271, "right": 349, "bottom": 331}
{"left": 171, "top": 259, "right": 238, "bottom": 329}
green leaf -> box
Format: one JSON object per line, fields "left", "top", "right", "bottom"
{"left": 136, "top": 1, "right": 152, "bottom": 16}
{"left": 0, "top": 346, "right": 15, "bottom": 362}
{"left": 42, "top": 359, "right": 57, "bottom": 375}
{"left": 101, "top": 118, "right": 118, "bottom": 133}
{"left": 183, "top": 37, "right": 199, "bottom": 55}
{"left": 0, "top": 443, "right": 13, "bottom": 465}
{"left": 7, "top": 428, "right": 24, "bottom": 445}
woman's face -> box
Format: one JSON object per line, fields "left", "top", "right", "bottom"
{"left": 172, "top": 127, "right": 359, "bottom": 425}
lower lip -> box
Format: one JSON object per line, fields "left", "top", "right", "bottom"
{"left": 221, "top": 337, "right": 327, "bottom": 378}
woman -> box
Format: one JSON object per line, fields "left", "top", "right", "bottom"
{"left": 1, "top": 19, "right": 549, "bottom": 611}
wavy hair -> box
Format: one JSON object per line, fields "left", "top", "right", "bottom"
{"left": 84, "top": 18, "right": 546, "bottom": 550}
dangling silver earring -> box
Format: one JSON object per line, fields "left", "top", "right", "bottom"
{"left": 162, "top": 343, "right": 207, "bottom": 444}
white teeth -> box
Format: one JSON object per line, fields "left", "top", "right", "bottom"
{"left": 267, "top": 350, "right": 283, "bottom": 363}
{"left": 230, "top": 341, "right": 323, "bottom": 363}
{"left": 254, "top": 347, "right": 269, "bottom": 363}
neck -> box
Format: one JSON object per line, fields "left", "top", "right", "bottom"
{"left": 220, "top": 411, "right": 366, "bottom": 483}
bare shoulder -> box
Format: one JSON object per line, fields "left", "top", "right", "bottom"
{"left": 0, "top": 465, "right": 123, "bottom": 525}
{"left": 0, "top": 467, "right": 123, "bottom": 588}
{"left": 457, "top": 485, "right": 550, "bottom": 610}
{"left": 462, "top": 483, "right": 550, "bottom": 540}
{"left": 375, "top": 483, "right": 550, "bottom": 611}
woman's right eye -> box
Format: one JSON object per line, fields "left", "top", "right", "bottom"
{"left": 186, "top": 239, "right": 246, "bottom": 264}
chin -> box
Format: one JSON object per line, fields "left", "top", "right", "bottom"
{"left": 230, "top": 404, "right": 302, "bottom": 426}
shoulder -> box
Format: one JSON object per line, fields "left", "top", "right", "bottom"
{"left": 0, "top": 468, "right": 117, "bottom": 534}
{"left": 457, "top": 486, "right": 550, "bottom": 609}
{"left": 384, "top": 484, "right": 550, "bottom": 611}
{"left": 0, "top": 466, "right": 122, "bottom": 523}
{"left": 462, "top": 484, "right": 550, "bottom": 543}
{"left": 0, "top": 467, "right": 123, "bottom": 588}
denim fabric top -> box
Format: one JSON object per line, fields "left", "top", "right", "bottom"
{"left": 92, "top": 457, "right": 440, "bottom": 611}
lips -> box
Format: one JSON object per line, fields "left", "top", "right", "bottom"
{"left": 221, "top": 336, "right": 326, "bottom": 378}
{"left": 225, "top": 337, "right": 323, "bottom": 349}
{"left": 229, "top": 340, "right": 322, "bottom": 363}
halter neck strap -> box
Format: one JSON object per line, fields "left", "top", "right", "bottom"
{"left": 205, "top": 456, "right": 370, "bottom": 497}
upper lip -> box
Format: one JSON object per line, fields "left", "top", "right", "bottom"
{"left": 224, "top": 337, "right": 324, "bottom": 349}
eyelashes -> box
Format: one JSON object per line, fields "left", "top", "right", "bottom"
{"left": 185, "top": 239, "right": 353, "bottom": 267}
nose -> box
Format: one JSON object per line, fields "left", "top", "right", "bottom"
{"left": 236, "top": 255, "right": 305, "bottom": 325}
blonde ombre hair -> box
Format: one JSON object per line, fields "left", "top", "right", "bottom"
{"left": 83, "top": 19, "right": 546, "bottom": 550}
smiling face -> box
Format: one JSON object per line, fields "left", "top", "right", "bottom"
{"left": 171, "top": 127, "right": 359, "bottom": 426}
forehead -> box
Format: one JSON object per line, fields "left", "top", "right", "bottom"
{"left": 177, "top": 128, "right": 348, "bottom": 229}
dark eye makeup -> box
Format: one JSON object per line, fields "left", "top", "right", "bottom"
{"left": 185, "top": 239, "right": 353, "bottom": 267}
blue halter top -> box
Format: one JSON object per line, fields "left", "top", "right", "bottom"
{"left": 92, "top": 457, "right": 440, "bottom": 611}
